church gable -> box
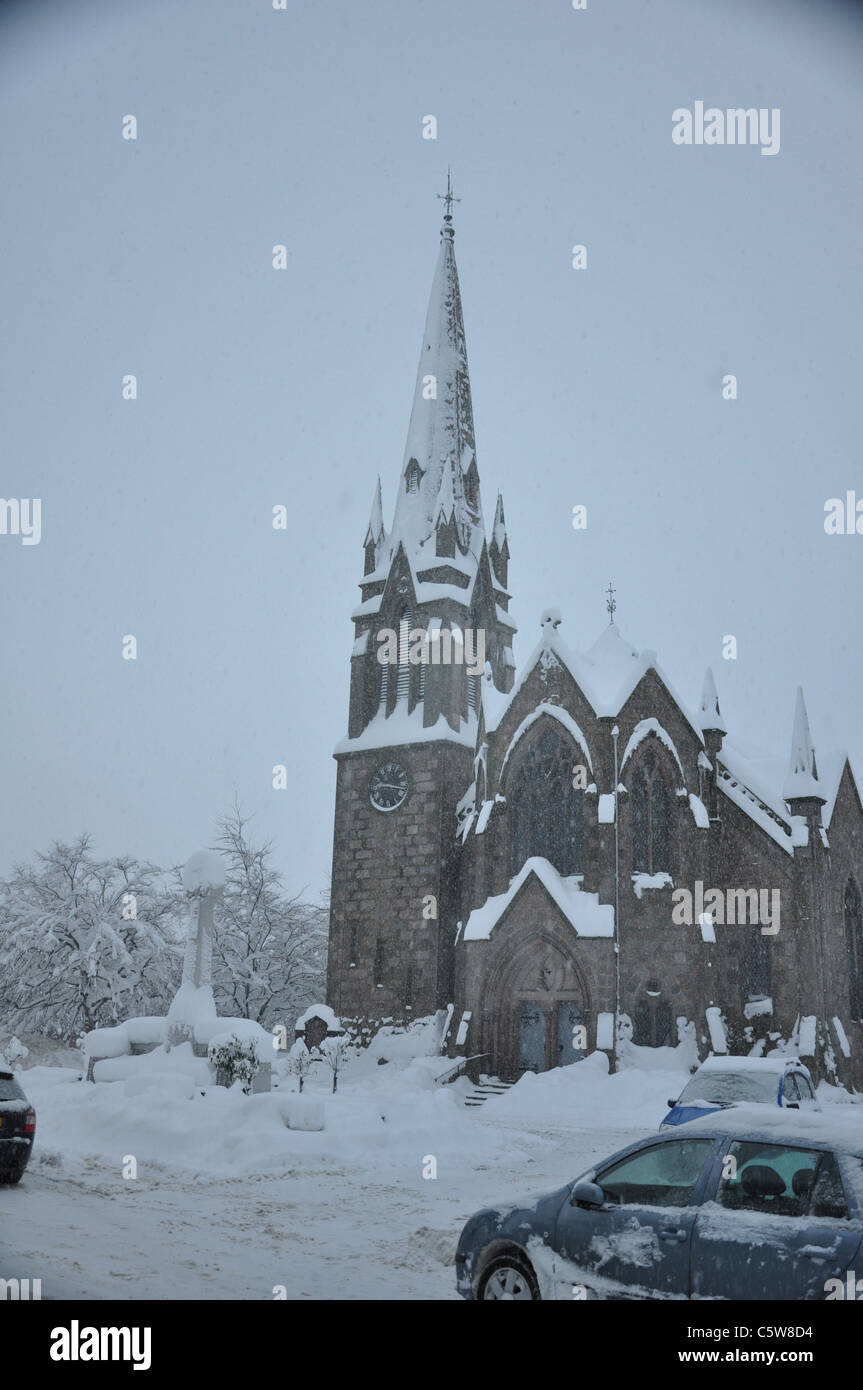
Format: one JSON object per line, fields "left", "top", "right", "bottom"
{"left": 461, "top": 856, "right": 614, "bottom": 941}
{"left": 614, "top": 667, "right": 704, "bottom": 793}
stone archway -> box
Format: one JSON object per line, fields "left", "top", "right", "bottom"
{"left": 481, "top": 931, "right": 592, "bottom": 1079}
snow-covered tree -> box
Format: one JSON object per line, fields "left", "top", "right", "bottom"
{"left": 319, "top": 1034, "right": 351, "bottom": 1093}
{"left": 206, "top": 806, "right": 327, "bottom": 1030}
{"left": 0, "top": 835, "right": 181, "bottom": 1041}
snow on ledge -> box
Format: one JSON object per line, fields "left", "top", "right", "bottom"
{"left": 631, "top": 871, "right": 673, "bottom": 899}
{"left": 689, "top": 793, "right": 710, "bottom": 829}
{"left": 743, "top": 996, "right": 773, "bottom": 1020}
{"left": 463, "top": 857, "right": 613, "bottom": 940}
{"left": 334, "top": 706, "right": 476, "bottom": 755}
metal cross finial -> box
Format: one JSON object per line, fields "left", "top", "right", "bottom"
{"left": 605, "top": 582, "right": 617, "bottom": 623}
{"left": 437, "top": 167, "right": 460, "bottom": 222}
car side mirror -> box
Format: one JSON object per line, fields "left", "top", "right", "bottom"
{"left": 667, "top": 1098, "right": 678, "bottom": 1109}
{"left": 571, "top": 1180, "right": 605, "bottom": 1208}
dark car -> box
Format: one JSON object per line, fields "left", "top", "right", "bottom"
{"left": 455, "top": 1108, "right": 863, "bottom": 1300}
{"left": 0, "top": 1071, "right": 36, "bottom": 1184}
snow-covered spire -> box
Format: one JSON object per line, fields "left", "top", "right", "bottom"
{"left": 364, "top": 476, "right": 384, "bottom": 548}
{"left": 363, "top": 476, "right": 385, "bottom": 575}
{"left": 492, "top": 493, "right": 507, "bottom": 550}
{"left": 489, "top": 492, "right": 510, "bottom": 587}
{"left": 389, "top": 187, "right": 483, "bottom": 565}
{"left": 783, "top": 687, "right": 825, "bottom": 803}
{"left": 699, "top": 667, "right": 726, "bottom": 734}
{"left": 434, "top": 457, "right": 457, "bottom": 526}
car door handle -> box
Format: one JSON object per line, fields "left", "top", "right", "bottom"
{"left": 659, "top": 1228, "right": 687, "bottom": 1242}
{"left": 801, "top": 1246, "right": 837, "bottom": 1261}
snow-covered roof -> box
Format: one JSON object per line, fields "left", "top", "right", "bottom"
{"left": 462, "top": 856, "right": 614, "bottom": 940}
{"left": 296, "top": 1004, "right": 341, "bottom": 1030}
{"left": 718, "top": 740, "right": 855, "bottom": 840}
{"left": 482, "top": 620, "right": 702, "bottom": 741}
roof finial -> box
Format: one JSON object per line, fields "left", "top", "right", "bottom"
{"left": 437, "top": 167, "right": 460, "bottom": 232}
{"left": 605, "top": 582, "right": 617, "bottom": 623}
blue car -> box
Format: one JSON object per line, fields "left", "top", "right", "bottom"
{"left": 660, "top": 1056, "right": 818, "bottom": 1130}
{"left": 455, "top": 1108, "right": 863, "bottom": 1300}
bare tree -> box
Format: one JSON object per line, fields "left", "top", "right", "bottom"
{"left": 207, "top": 804, "right": 328, "bottom": 1031}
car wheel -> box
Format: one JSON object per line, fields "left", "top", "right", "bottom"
{"left": 478, "top": 1254, "right": 540, "bottom": 1301}
{"left": 0, "top": 1170, "right": 23, "bottom": 1185}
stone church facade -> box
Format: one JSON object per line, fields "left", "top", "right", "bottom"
{"left": 327, "top": 195, "right": 863, "bottom": 1088}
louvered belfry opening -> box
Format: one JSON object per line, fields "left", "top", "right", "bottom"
{"left": 396, "top": 607, "right": 412, "bottom": 705}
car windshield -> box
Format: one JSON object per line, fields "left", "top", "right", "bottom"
{"left": 0, "top": 1079, "right": 25, "bottom": 1102}
{"left": 677, "top": 1071, "right": 780, "bottom": 1106}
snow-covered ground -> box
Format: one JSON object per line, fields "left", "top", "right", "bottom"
{"left": 1, "top": 1032, "right": 857, "bottom": 1300}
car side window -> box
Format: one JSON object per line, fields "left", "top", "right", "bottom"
{"left": 795, "top": 1074, "right": 816, "bottom": 1102}
{"left": 810, "top": 1152, "right": 850, "bottom": 1220}
{"left": 717, "top": 1142, "right": 839, "bottom": 1217}
{"left": 783, "top": 1075, "right": 800, "bottom": 1103}
{"left": 596, "top": 1139, "right": 714, "bottom": 1208}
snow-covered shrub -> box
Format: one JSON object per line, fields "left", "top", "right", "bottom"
{"left": 288, "top": 1038, "right": 311, "bottom": 1092}
{"left": 208, "top": 1033, "right": 259, "bottom": 1094}
{"left": 0, "top": 1034, "right": 28, "bottom": 1069}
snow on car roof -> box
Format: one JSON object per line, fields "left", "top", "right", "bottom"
{"left": 682, "top": 1103, "right": 863, "bottom": 1156}
{"left": 696, "top": 1055, "right": 803, "bottom": 1075}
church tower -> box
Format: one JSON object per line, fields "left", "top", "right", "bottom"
{"left": 327, "top": 184, "right": 516, "bottom": 1037}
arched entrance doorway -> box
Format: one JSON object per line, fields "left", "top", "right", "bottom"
{"left": 483, "top": 933, "right": 591, "bottom": 1079}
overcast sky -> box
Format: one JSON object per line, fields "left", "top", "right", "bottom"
{"left": 1, "top": 0, "right": 861, "bottom": 897}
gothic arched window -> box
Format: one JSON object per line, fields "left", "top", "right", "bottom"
{"left": 509, "top": 727, "right": 583, "bottom": 877}
{"left": 632, "top": 983, "right": 673, "bottom": 1047}
{"left": 845, "top": 878, "right": 863, "bottom": 1022}
{"left": 631, "top": 747, "right": 670, "bottom": 874}
{"left": 746, "top": 926, "right": 771, "bottom": 1000}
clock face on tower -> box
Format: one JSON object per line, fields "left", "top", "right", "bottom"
{"left": 369, "top": 761, "right": 409, "bottom": 812}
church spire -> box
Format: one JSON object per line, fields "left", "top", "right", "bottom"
{"left": 389, "top": 179, "right": 482, "bottom": 565}
{"left": 363, "top": 476, "right": 384, "bottom": 574}
{"left": 699, "top": 667, "right": 726, "bottom": 735}
{"left": 364, "top": 475, "right": 384, "bottom": 547}
{"left": 489, "top": 492, "right": 510, "bottom": 588}
{"left": 783, "top": 686, "right": 824, "bottom": 804}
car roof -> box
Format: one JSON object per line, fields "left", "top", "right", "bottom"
{"left": 694, "top": 1055, "right": 804, "bottom": 1076}
{"left": 667, "top": 1104, "right": 863, "bottom": 1157}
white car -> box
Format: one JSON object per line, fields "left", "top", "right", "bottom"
{"left": 660, "top": 1055, "right": 818, "bottom": 1130}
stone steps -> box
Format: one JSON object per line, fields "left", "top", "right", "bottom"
{"left": 464, "top": 1078, "right": 515, "bottom": 1108}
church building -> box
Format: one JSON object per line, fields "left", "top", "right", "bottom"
{"left": 327, "top": 192, "right": 863, "bottom": 1088}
